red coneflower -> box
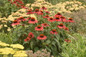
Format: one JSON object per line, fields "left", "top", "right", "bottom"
{"left": 43, "top": 15, "right": 49, "bottom": 18}
{"left": 57, "top": 23, "right": 65, "bottom": 29}
{"left": 64, "top": 39, "right": 71, "bottom": 43}
{"left": 21, "top": 5, "right": 27, "bottom": 9}
{"left": 41, "top": 23, "right": 49, "bottom": 27}
{"left": 48, "top": 17, "right": 54, "bottom": 22}
{"left": 67, "top": 18, "right": 74, "bottom": 22}
{"left": 50, "top": 29, "right": 58, "bottom": 34}
{"left": 15, "top": 3, "right": 21, "bottom": 7}
{"left": 60, "top": 16, "right": 67, "bottom": 22}
{"left": 28, "top": 32, "right": 34, "bottom": 38}
{"left": 37, "top": 11, "right": 43, "bottom": 15}
{"left": 37, "top": 34, "right": 47, "bottom": 40}
{"left": 45, "top": 11, "right": 50, "bottom": 14}
{"left": 11, "top": 20, "right": 20, "bottom": 26}
{"left": 41, "top": 6, "right": 47, "bottom": 10}
{"left": 24, "top": 37, "right": 31, "bottom": 42}
{"left": 54, "top": 13, "right": 62, "bottom": 17}
{"left": 35, "top": 25, "right": 43, "bottom": 31}
{"left": 27, "top": 9, "right": 33, "bottom": 14}
{"left": 55, "top": 16, "right": 61, "bottom": 22}
{"left": 17, "top": 17, "right": 26, "bottom": 21}
{"left": 34, "top": 9, "right": 39, "bottom": 13}
{"left": 64, "top": 27, "right": 69, "bottom": 31}
{"left": 12, "top": 0, "right": 17, "bottom": 4}
{"left": 28, "top": 17, "right": 38, "bottom": 24}
{"left": 17, "top": 0, "right": 24, "bottom": 4}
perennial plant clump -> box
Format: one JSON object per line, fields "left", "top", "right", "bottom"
{"left": 11, "top": 6, "right": 74, "bottom": 56}
{"left": 0, "top": 41, "right": 27, "bottom": 57}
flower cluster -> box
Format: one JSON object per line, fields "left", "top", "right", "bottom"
{"left": 11, "top": 6, "right": 74, "bottom": 41}
{"left": 30, "top": 0, "right": 86, "bottom": 14}
{"left": 7, "top": 0, "right": 86, "bottom": 22}
{"left": 8, "top": 0, "right": 27, "bottom": 8}
{"left": 0, "top": 41, "right": 27, "bottom": 57}
{"left": 52, "top": 1, "right": 86, "bottom": 13}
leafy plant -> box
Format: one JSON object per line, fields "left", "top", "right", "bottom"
{"left": 11, "top": 6, "right": 74, "bottom": 56}
{"left": 60, "top": 33, "right": 86, "bottom": 57}
{"left": 0, "top": 32, "right": 13, "bottom": 44}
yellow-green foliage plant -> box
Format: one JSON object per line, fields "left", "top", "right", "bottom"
{"left": 0, "top": 41, "right": 27, "bottom": 57}
{"left": 59, "top": 33, "right": 86, "bottom": 57}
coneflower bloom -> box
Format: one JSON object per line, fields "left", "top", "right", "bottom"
{"left": 48, "top": 17, "right": 54, "bottom": 22}
{"left": 67, "top": 18, "right": 74, "bottom": 22}
{"left": 43, "top": 15, "right": 49, "bottom": 18}
{"left": 41, "top": 23, "right": 49, "bottom": 27}
{"left": 45, "top": 11, "right": 50, "bottom": 14}
{"left": 28, "top": 17, "right": 38, "bottom": 24}
{"left": 35, "top": 25, "right": 43, "bottom": 31}
{"left": 50, "top": 29, "right": 58, "bottom": 34}
{"left": 21, "top": 5, "right": 27, "bottom": 9}
{"left": 17, "top": 0, "right": 24, "bottom": 4}
{"left": 57, "top": 23, "right": 65, "bottom": 29}
{"left": 54, "top": 13, "right": 62, "bottom": 17}
{"left": 27, "top": 9, "right": 33, "bottom": 14}
{"left": 55, "top": 17, "right": 61, "bottom": 22}
{"left": 28, "top": 32, "right": 34, "bottom": 38}
{"left": 60, "top": 16, "right": 67, "bottom": 22}
{"left": 24, "top": 37, "right": 31, "bottom": 42}
{"left": 16, "top": 3, "right": 21, "bottom": 7}
{"left": 37, "top": 11, "right": 43, "bottom": 15}
{"left": 64, "top": 27, "right": 69, "bottom": 31}
{"left": 34, "top": 9, "right": 39, "bottom": 14}
{"left": 17, "top": 17, "right": 26, "bottom": 21}
{"left": 37, "top": 34, "right": 47, "bottom": 40}
{"left": 12, "top": 0, "right": 17, "bottom": 4}
{"left": 41, "top": 6, "right": 47, "bottom": 10}
{"left": 11, "top": 20, "right": 20, "bottom": 26}
{"left": 64, "top": 39, "right": 71, "bottom": 43}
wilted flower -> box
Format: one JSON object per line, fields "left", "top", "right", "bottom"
{"left": 64, "top": 39, "right": 71, "bottom": 43}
